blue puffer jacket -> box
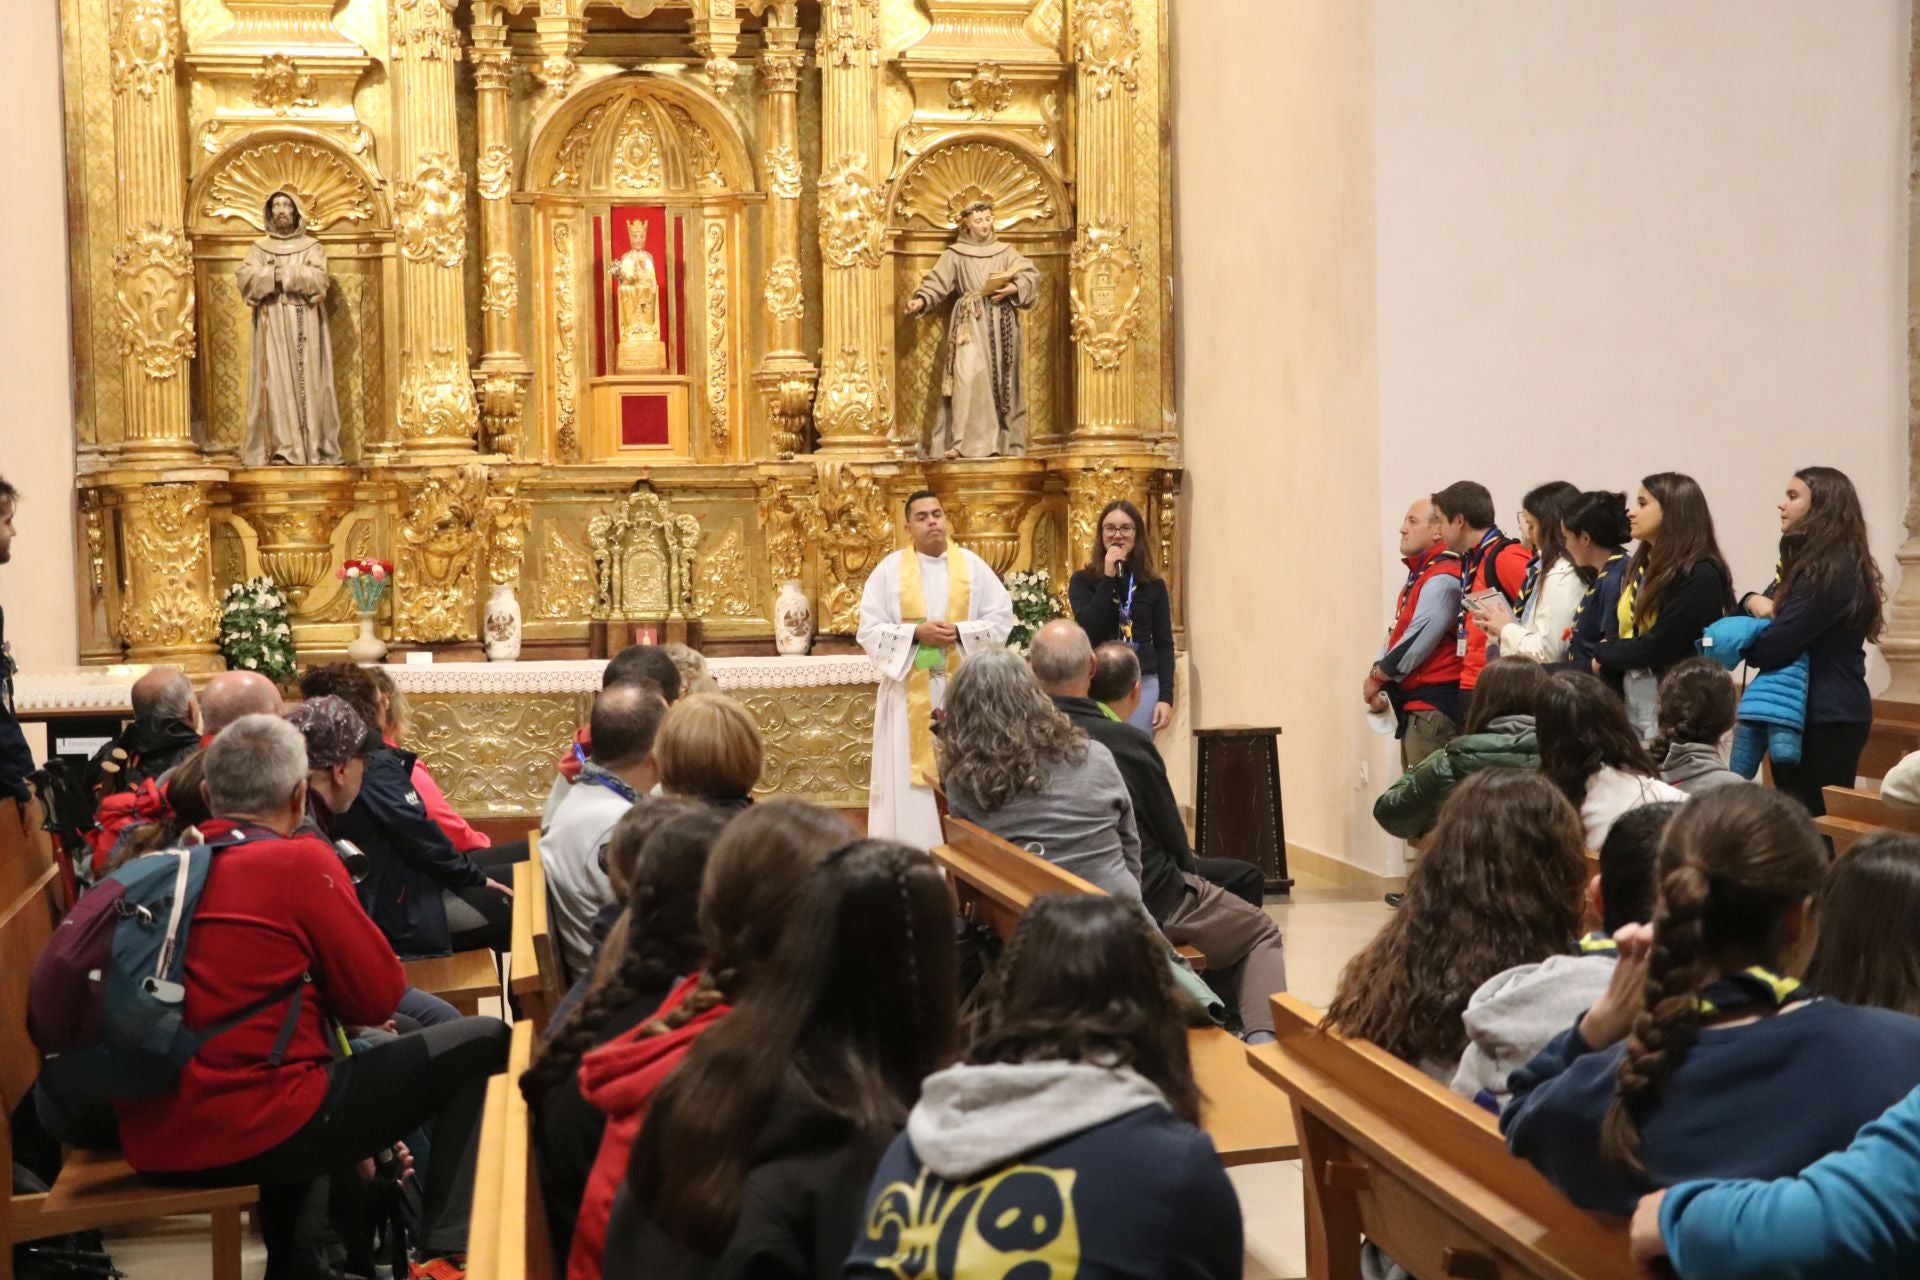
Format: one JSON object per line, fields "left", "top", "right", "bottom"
{"left": 1699, "top": 616, "right": 1806, "bottom": 777}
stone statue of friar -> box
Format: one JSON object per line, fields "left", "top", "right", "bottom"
{"left": 904, "top": 199, "right": 1039, "bottom": 458}
{"left": 236, "top": 190, "right": 343, "bottom": 466}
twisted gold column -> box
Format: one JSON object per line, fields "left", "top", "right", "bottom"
{"left": 471, "top": 7, "right": 532, "bottom": 457}
{"left": 109, "top": 0, "right": 196, "bottom": 457}
{"left": 391, "top": 0, "right": 478, "bottom": 456}
{"left": 813, "top": 0, "right": 895, "bottom": 452}
{"left": 756, "top": 4, "right": 816, "bottom": 455}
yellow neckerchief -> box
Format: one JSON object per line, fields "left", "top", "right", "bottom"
{"left": 1617, "top": 562, "right": 1653, "bottom": 639}
{"left": 1697, "top": 966, "right": 1805, "bottom": 1019}
{"left": 898, "top": 545, "right": 972, "bottom": 788}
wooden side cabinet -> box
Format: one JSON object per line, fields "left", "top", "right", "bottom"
{"left": 1193, "top": 725, "right": 1292, "bottom": 894}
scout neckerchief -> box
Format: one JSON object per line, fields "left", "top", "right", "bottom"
{"left": 1457, "top": 529, "right": 1503, "bottom": 655}
{"left": 1573, "top": 552, "right": 1626, "bottom": 642}
{"left": 899, "top": 545, "right": 972, "bottom": 788}
{"left": 1516, "top": 551, "right": 1542, "bottom": 618}
{"left": 1697, "top": 966, "right": 1806, "bottom": 1019}
{"left": 1579, "top": 932, "right": 1619, "bottom": 955}
{"left": 1095, "top": 701, "right": 1122, "bottom": 722}
{"left": 1617, "top": 562, "right": 1650, "bottom": 640}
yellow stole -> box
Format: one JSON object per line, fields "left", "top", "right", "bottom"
{"left": 898, "top": 546, "right": 972, "bottom": 788}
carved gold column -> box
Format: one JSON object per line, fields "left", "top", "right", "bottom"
{"left": 534, "top": 0, "right": 586, "bottom": 97}
{"left": 391, "top": 0, "right": 478, "bottom": 456}
{"left": 471, "top": 8, "right": 531, "bottom": 457}
{"left": 110, "top": 0, "right": 196, "bottom": 456}
{"left": 1885, "top": 0, "right": 1920, "bottom": 699}
{"left": 689, "top": 0, "right": 742, "bottom": 93}
{"left": 756, "top": 3, "right": 816, "bottom": 456}
{"left": 1067, "top": 0, "right": 1145, "bottom": 444}
{"left": 117, "top": 479, "right": 223, "bottom": 668}
{"left": 814, "top": 0, "right": 895, "bottom": 452}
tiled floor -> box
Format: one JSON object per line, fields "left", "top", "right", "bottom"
{"left": 100, "top": 869, "right": 1393, "bottom": 1279}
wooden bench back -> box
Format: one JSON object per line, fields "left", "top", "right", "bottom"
{"left": 1862, "top": 703, "right": 1920, "bottom": 782}
{"left": 1253, "top": 994, "right": 1630, "bottom": 1280}
{"left": 511, "top": 831, "right": 566, "bottom": 1032}
{"left": 0, "top": 795, "right": 57, "bottom": 915}
{"left": 932, "top": 812, "right": 1103, "bottom": 940}
{"left": 1816, "top": 785, "right": 1920, "bottom": 856}
{"left": 0, "top": 865, "right": 60, "bottom": 1118}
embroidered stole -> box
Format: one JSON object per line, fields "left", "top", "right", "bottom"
{"left": 898, "top": 547, "right": 972, "bottom": 788}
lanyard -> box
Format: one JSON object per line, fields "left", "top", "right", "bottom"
{"left": 1118, "top": 573, "right": 1137, "bottom": 643}
{"left": 1457, "top": 530, "right": 1502, "bottom": 647}
{"left": 579, "top": 765, "right": 640, "bottom": 804}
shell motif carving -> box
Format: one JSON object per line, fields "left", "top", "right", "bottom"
{"left": 896, "top": 142, "right": 1058, "bottom": 231}
{"left": 201, "top": 141, "right": 376, "bottom": 233}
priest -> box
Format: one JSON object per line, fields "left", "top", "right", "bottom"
{"left": 858, "top": 489, "right": 1014, "bottom": 848}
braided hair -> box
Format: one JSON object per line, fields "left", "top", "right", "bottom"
{"left": 519, "top": 804, "right": 724, "bottom": 1107}
{"left": 1599, "top": 786, "right": 1827, "bottom": 1174}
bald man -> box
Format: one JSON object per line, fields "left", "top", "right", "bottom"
{"left": 88, "top": 666, "right": 202, "bottom": 802}
{"left": 200, "top": 669, "right": 283, "bottom": 739}
{"left": 1367, "top": 497, "right": 1464, "bottom": 768}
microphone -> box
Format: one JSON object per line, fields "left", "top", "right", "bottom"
{"left": 1107, "top": 546, "right": 1123, "bottom": 578}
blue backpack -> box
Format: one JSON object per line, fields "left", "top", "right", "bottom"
{"left": 28, "top": 829, "right": 309, "bottom": 1100}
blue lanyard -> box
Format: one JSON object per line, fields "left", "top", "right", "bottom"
{"left": 1119, "top": 574, "right": 1137, "bottom": 642}
{"left": 580, "top": 767, "right": 640, "bottom": 804}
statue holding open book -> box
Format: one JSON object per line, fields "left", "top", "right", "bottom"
{"left": 905, "top": 199, "right": 1039, "bottom": 458}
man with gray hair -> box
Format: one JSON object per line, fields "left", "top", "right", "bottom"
{"left": 199, "top": 669, "right": 283, "bottom": 739}
{"left": 118, "top": 712, "right": 507, "bottom": 1277}
{"left": 1030, "top": 621, "right": 1288, "bottom": 1043}
{"left": 88, "top": 665, "right": 202, "bottom": 804}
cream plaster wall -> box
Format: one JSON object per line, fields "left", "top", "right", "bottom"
{"left": 1177, "top": 2, "right": 1908, "bottom": 880}
{"left": 0, "top": 0, "right": 79, "bottom": 756}
{"left": 1173, "top": 0, "right": 1394, "bottom": 874}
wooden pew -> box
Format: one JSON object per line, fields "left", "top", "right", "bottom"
{"left": 0, "top": 858, "right": 257, "bottom": 1280}
{"left": 1816, "top": 783, "right": 1920, "bottom": 856}
{"left": 1861, "top": 699, "right": 1920, "bottom": 783}
{"left": 403, "top": 948, "right": 501, "bottom": 1018}
{"left": 510, "top": 832, "right": 565, "bottom": 1033}
{"left": 469, "top": 1020, "right": 561, "bottom": 1280}
{"left": 933, "top": 813, "right": 1297, "bottom": 1167}
{"left": 1252, "top": 993, "right": 1631, "bottom": 1280}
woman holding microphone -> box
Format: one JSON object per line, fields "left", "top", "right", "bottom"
{"left": 1070, "top": 499, "right": 1175, "bottom": 734}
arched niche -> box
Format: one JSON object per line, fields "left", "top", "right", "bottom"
{"left": 888, "top": 134, "right": 1074, "bottom": 454}
{"left": 525, "top": 75, "right": 759, "bottom": 467}
{"left": 186, "top": 128, "right": 395, "bottom": 461}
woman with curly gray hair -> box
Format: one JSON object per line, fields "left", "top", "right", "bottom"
{"left": 939, "top": 648, "right": 1145, "bottom": 903}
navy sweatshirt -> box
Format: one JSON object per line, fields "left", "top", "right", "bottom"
{"left": 1501, "top": 999, "right": 1920, "bottom": 1216}
{"left": 1593, "top": 559, "right": 1731, "bottom": 680}
{"left": 1069, "top": 569, "right": 1175, "bottom": 705}
{"left": 1745, "top": 573, "right": 1873, "bottom": 727}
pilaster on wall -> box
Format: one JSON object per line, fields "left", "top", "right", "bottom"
{"left": 391, "top": 0, "right": 479, "bottom": 458}
{"left": 757, "top": 3, "right": 816, "bottom": 456}
{"left": 470, "top": 5, "right": 531, "bottom": 458}
{"left": 1883, "top": 0, "right": 1920, "bottom": 700}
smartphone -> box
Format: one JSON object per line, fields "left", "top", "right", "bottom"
{"left": 1464, "top": 588, "right": 1504, "bottom": 612}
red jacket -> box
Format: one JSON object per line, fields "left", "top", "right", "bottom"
{"left": 115, "top": 818, "right": 408, "bottom": 1171}
{"left": 1385, "top": 544, "right": 1464, "bottom": 713}
{"left": 568, "top": 975, "right": 729, "bottom": 1280}
{"left": 87, "top": 779, "right": 170, "bottom": 879}
{"left": 556, "top": 726, "right": 591, "bottom": 785}
{"left": 1460, "top": 532, "right": 1532, "bottom": 690}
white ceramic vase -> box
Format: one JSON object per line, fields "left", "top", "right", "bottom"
{"left": 773, "top": 579, "right": 813, "bottom": 656}
{"left": 484, "top": 583, "right": 523, "bottom": 661}
{"left": 347, "top": 611, "right": 387, "bottom": 665}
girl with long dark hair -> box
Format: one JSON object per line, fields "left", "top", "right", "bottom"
{"left": 1535, "top": 671, "right": 1685, "bottom": 850}
{"left": 1739, "top": 467, "right": 1885, "bottom": 816}
{"left": 1593, "top": 473, "right": 1735, "bottom": 733}
{"left": 1329, "top": 768, "right": 1589, "bottom": 1080}
{"left": 1472, "top": 480, "right": 1584, "bottom": 664}
{"left": 1068, "top": 499, "right": 1175, "bottom": 734}
{"left": 610, "top": 842, "right": 960, "bottom": 1276}
{"left": 848, "top": 894, "right": 1241, "bottom": 1280}
{"left": 1504, "top": 786, "right": 1920, "bottom": 1217}
{"left": 1560, "top": 490, "right": 1635, "bottom": 671}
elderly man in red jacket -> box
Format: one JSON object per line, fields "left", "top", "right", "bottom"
{"left": 116, "top": 713, "right": 507, "bottom": 1280}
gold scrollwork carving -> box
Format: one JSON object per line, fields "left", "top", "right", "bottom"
{"left": 896, "top": 142, "right": 1057, "bottom": 231}
{"left": 112, "top": 222, "right": 196, "bottom": 380}
{"left": 757, "top": 480, "right": 808, "bottom": 584}
{"left": 250, "top": 54, "right": 318, "bottom": 114}
{"left": 481, "top": 252, "right": 519, "bottom": 316}
{"left": 396, "top": 464, "right": 491, "bottom": 642}
{"left": 705, "top": 221, "right": 730, "bottom": 449}
{"left": 120, "top": 484, "right": 220, "bottom": 650}
{"left": 202, "top": 141, "right": 376, "bottom": 233}
{"left": 110, "top": 0, "right": 177, "bottom": 99}
{"left": 537, "top": 524, "right": 596, "bottom": 619}
{"left": 398, "top": 347, "right": 480, "bottom": 442}
{"left": 764, "top": 370, "right": 816, "bottom": 457}
{"left": 948, "top": 62, "right": 1015, "bottom": 118}
{"left": 475, "top": 370, "right": 526, "bottom": 456}
{"left": 612, "top": 103, "right": 664, "bottom": 190}
{"left": 666, "top": 105, "right": 727, "bottom": 191}
{"left": 393, "top": 151, "right": 468, "bottom": 268}
{"left": 811, "top": 462, "right": 893, "bottom": 634}
{"left": 760, "top": 48, "right": 800, "bottom": 94}
{"left": 547, "top": 102, "right": 610, "bottom": 192}
{"left": 763, "top": 257, "right": 803, "bottom": 323}
{"left": 814, "top": 345, "right": 892, "bottom": 440}
{"left": 1068, "top": 459, "right": 1149, "bottom": 563}
{"left": 694, "top": 520, "right": 754, "bottom": 619}
{"left": 588, "top": 488, "right": 699, "bottom": 620}
{"left": 818, "top": 154, "right": 886, "bottom": 269}
{"left": 1068, "top": 223, "right": 1144, "bottom": 371}
{"left": 80, "top": 494, "right": 107, "bottom": 601}
{"left": 738, "top": 688, "right": 874, "bottom": 802}
{"left": 820, "top": 0, "right": 880, "bottom": 68}
{"left": 764, "top": 143, "right": 801, "bottom": 199}
{"left": 551, "top": 220, "right": 580, "bottom": 460}
{"left": 476, "top": 143, "right": 513, "bottom": 201}
{"left": 487, "top": 492, "right": 531, "bottom": 587}
{"left": 407, "top": 693, "right": 585, "bottom": 816}
{"left": 1076, "top": 0, "right": 1139, "bottom": 99}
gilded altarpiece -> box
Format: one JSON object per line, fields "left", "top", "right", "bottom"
{"left": 57, "top": 0, "right": 1181, "bottom": 804}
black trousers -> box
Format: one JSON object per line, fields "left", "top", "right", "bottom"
{"left": 160, "top": 1017, "right": 509, "bottom": 1279}
{"left": 1772, "top": 720, "right": 1871, "bottom": 818}
{"left": 444, "top": 881, "right": 514, "bottom": 953}
{"left": 1192, "top": 856, "right": 1266, "bottom": 909}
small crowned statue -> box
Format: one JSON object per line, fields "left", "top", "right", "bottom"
{"left": 236, "top": 190, "right": 343, "bottom": 466}
{"left": 610, "top": 221, "right": 667, "bottom": 373}
{"left": 904, "top": 198, "right": 1039, "bottom": 458}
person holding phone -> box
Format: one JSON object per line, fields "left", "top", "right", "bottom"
{"left": 1433, "top": 481, "right": 1533, "bottom": 708}
{"left": 1069, "top": 499, "right": 1175, "bottom": 735}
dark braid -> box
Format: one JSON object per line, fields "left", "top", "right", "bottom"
{"left": 1600, "top": 860, "right": 1709, "bottom": 1175}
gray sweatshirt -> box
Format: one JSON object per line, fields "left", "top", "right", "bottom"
{"left": 948, "top": 740, "right": 1145, "bottom": 903}
{"left": 1660, "top": 741, "right": 1748, "bottom": 796}
{"left": 908, "top": 1061, "right": 1171, "bottom": 1181}
{"left": 1450, "top": 952, "right": 1617, "bottom": 1110}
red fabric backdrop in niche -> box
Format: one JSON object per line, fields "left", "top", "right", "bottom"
{"left": 592, "top": 205, "right": 686, "bottom": 376}
{"left": 621, "top": 394, "right": 671, "bottom": 447}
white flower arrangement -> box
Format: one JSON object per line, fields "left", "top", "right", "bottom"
{"left": 1004, "top": 569, "right": 1064, "bottom": 655}
{"left": 218, "top": 576, "right": 297, "bottom": 683}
